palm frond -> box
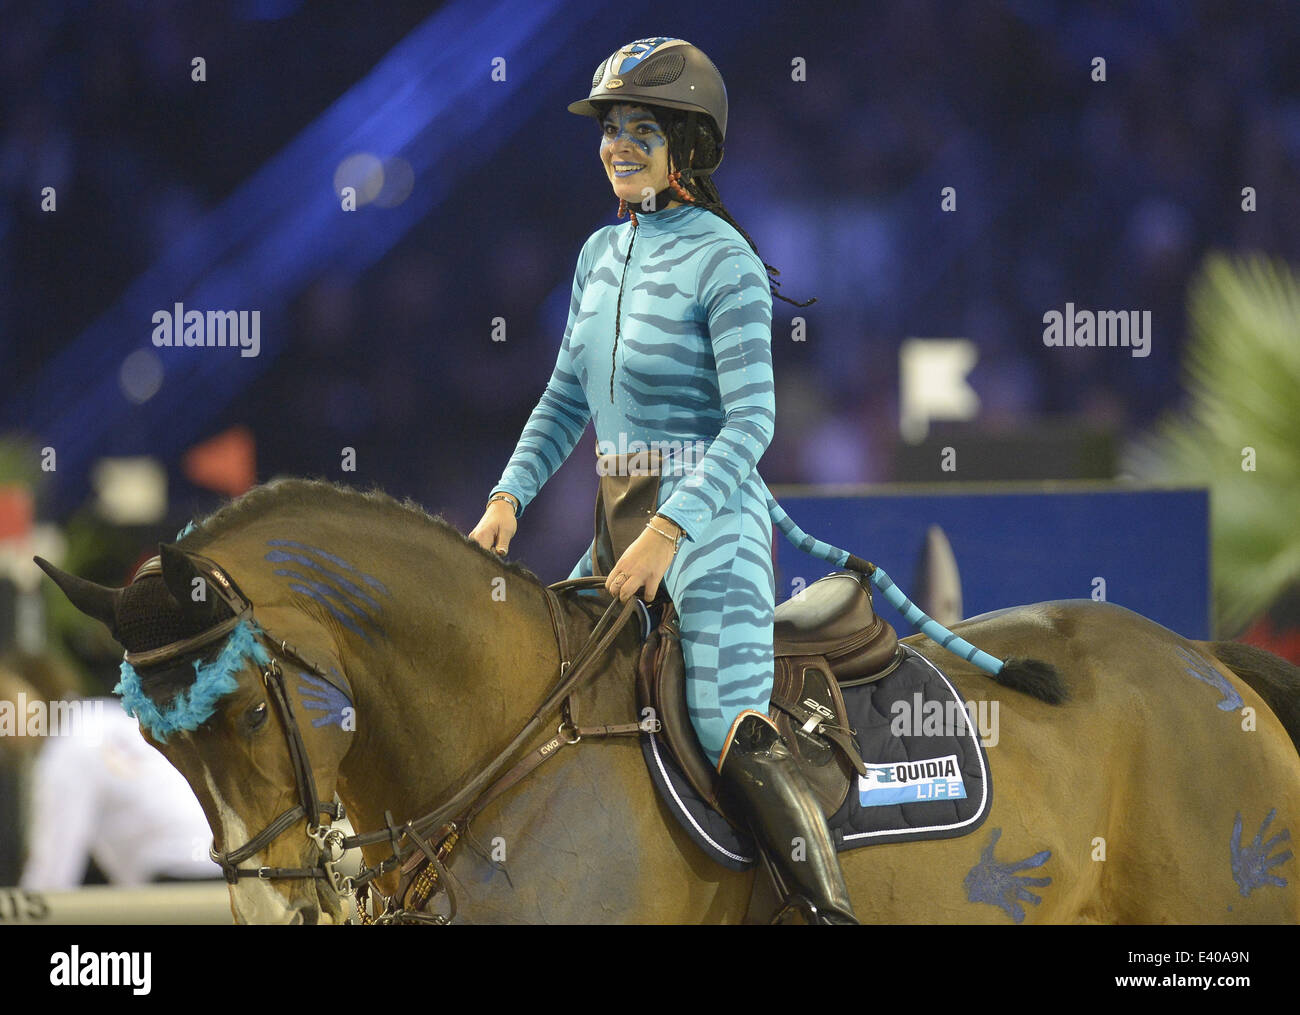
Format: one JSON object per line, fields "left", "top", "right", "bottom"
{"left": 1125, "top": 254, "right": 1300, "bottom": 635}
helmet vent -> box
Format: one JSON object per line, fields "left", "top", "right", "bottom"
{"left": 631, "top": 52, "right": 686, "bottom": 87}
{"left": 591, "top": 61, "right": 606, "bottom": 89}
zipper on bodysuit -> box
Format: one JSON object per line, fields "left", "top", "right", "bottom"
{"left": 610, "top": 224, "right": 638, "bottom": 402}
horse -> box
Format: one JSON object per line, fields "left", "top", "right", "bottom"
{"left": 35, "top": 478, "right": 1300, "bottom": 924}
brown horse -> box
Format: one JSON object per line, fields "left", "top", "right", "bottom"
{"left": 36, "top": 479, "right": 1300, "bottom": 923}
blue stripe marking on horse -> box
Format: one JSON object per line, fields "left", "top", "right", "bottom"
{"left": 270, "top": 568, "right": 387, "bottom": 636}
{"left": 1176, "top": 645, "right": 1244, "bottom": 712}
{"left": 264, "top": 541, "right": 390, "bottom": 644}
{"left": 286, "top": 584, "right": 373, "bottom": 643}
{"left": 264, "top": 551, "right": 387, "bottom": 611}
{"left": 296, "top": 671, "right": 353, "bottom": 729}
{"left": 265, "top": 539, "right": 390, "bottom": 595}
{"left": 963, "top": 827, "right": 1052, "bottom": 924}
{"left": 1230, "top": 809, "right": 1293, "bottom": 897}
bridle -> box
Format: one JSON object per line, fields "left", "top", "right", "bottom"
{"left": 125, "top": 554, "right": 352, "bottom": 891}
{"left": 124, "top": 552, "right": 642, "bottom": 922}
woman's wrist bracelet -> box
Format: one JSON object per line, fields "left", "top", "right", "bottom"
{"left": 487, "top": 492, "right": 519, "bottom": 515}
{"left": 645, "top": 517, "right": 682, "bottom": 554}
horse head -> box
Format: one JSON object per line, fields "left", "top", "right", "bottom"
{"left": 36, "top": 543, "right": 355, "bottom": 924}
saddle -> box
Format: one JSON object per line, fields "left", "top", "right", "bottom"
{"left": 392, "top": 462, "right": 905, "bottom": 918}
{"left": 636, "top": 571, "right": 903, "bottom": 821}
{"left": 595, "top": 450, "right": 902, "bottom": 822}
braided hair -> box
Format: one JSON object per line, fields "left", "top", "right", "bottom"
{"left": 601, "top": 102, "right": 816, "bottom": 308}
{"left": 659, "top": 107, "right": 814, "bottom": 308}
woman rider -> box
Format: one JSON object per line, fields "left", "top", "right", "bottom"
{"left": 469, "top": 37, "right": 857, "bottom": 924}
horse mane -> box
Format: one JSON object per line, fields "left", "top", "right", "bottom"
{"left": 180, "top": 476, "right": 543, "bottom": 585}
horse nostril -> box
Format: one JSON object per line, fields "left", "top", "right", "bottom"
{"left": 294, "top": 903, "right": 319, "bottom": 925}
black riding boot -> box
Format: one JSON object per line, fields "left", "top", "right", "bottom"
{"left": 717, "top": 711, "right": 859, "bottom": 925}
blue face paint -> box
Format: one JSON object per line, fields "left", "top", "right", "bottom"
{"left": 963, "top": 827, "right": 1052, "bottom": 924}
{"left": 1230, "top": 809, "right": 1292, "bottom": 897}
{"left": 1176, "top": 645, "right": 1244, "bottom": 712}
{"left": 264, "top": 540, "right": 390, "bottom": 644}
{"left": 296, "top": 669, "right": 353, "bottom": 730}
{"left": 601, "top": 105, "right": 669, "bottom": 178}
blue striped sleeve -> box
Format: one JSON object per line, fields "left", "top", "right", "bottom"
{"left": 656, "top": 242, "right": 775, "bottom": 542}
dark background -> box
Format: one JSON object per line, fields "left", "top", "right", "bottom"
{"left": 2, "top": 0, "right": 1297, "bottom": 581}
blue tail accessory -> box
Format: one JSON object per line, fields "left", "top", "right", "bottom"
{"left": 869, "top": 567, "right": 1006, "bottom": 675}
{"left": 766, "top": 493, "right": 851, "bottom": 569}
{"left": 764, "top": 490, "right": 1007, "bottom": 677}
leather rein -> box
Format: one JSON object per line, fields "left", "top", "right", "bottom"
{"left": 125, "top": 554, "right": 643, "bottom": 923}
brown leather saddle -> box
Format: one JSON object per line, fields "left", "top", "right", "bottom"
{"left": 635, "top": 571, "right": 903, "bottom": 822}
{"left": 592, "top": 448, "right": 902, "bottom": 825}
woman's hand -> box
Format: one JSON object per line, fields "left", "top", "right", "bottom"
{"left": 470, "top": 497, "right": 518, "bottom": 557}
{"left": 605, "top": 517, "right": 680, "bottom": 602}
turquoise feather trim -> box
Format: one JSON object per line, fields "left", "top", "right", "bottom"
{"left": 115, "top": 618, "right": 269, "bottom": 742}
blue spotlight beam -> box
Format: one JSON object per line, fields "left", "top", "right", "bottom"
{"left": 7, "top": 0, "right": 605, "bottom": 509}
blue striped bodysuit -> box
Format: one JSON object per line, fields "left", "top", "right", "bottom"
{"left": 495, "top": 203, "right": 818, "bottom": 765}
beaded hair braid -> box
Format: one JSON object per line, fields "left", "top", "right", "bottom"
{"left": 610, "top": 103, "right": 815, "bottom": 309}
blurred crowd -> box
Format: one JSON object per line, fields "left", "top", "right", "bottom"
{"left": 4, "top": 3, "right": 1298, "bottom": 578}
{"left": 1, "top": 0, "right": 1298, "bottom": 888}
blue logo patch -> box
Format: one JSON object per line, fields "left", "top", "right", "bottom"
{"left": 858, "top": 754, "right": 967, "bottom": 807}
{"left": 615, "top": 37, "right": 678, "bottom": 75}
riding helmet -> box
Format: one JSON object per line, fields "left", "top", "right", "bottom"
{"left": 568, "top": 37, "right": 728, "bottom": 172}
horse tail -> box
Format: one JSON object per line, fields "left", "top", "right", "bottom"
{"left": 765, "top": 489, "right": 1066, "bottom": 703}
{"left": 1206, "top": 640, "right": 1300, "bottom": 757}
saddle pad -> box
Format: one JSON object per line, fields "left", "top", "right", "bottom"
{"left": 640, "top": 644, "right": 993, "bottom": 871}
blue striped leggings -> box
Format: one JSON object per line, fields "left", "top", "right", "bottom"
{"left": 570, "top": 474, "right": 776, "bottom": 766}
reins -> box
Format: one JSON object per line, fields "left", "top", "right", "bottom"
{"left": 341, "top": 578, "right": 645, "bottom": 920}
{"left": 127, "top": 549, "right": 647, "bottom": 922}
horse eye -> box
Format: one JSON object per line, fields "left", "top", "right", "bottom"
{"left": 246, "top": 701, "right": 268, "bottom": 731}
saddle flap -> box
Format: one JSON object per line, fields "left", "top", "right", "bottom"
{"left": 636, "top": 604, "right": 725, "bottom": 812}
{"left": 769, "top": 657, "right": 855, "bottom": 813}
{"left": 639, "top": 609, "right": 851, "bottom": 823}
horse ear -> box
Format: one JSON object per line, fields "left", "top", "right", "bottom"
{"left": 158, "top": 542, "right": 227, "bottom": 627}
{"left": 33, "top": 556, "right": 123, "bottom": 631}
